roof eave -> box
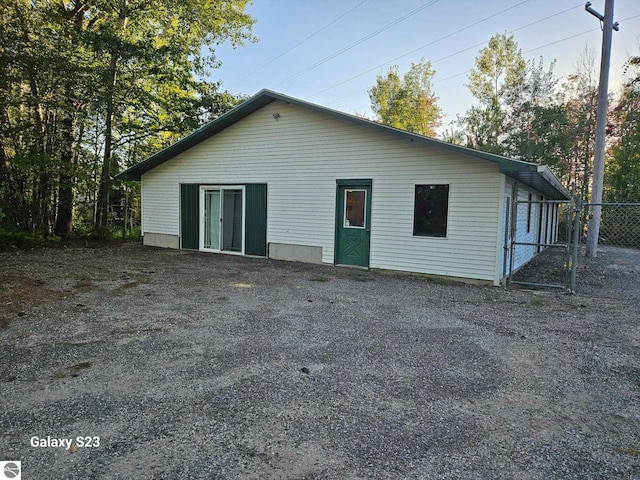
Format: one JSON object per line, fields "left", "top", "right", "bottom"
{"left": 114, "top": 89, "right": 570, "bottom": 200}
{"left": 114, "top": 90, "right": 279, "bottom": 181}
{"left": 537, "top": 165, "right": 571, "bottom": 199}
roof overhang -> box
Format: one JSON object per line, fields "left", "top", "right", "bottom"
{"left": 115, "top": 92, "right": 278, "bottom": 181}
{"left": 505, "top": 165, "right": 571, "bottom": 200}
{"left": 115, "top": 89, "right": 570, "bottom": 200}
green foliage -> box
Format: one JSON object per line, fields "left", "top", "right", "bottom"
{"left": 458, "top": 37, "right": 606, "bottom": 195}
{"left": 0, "top": 0, "right": 255, "bottom": 235}
{"left": 606, "top": 57, "right": 640, "bottom": 202}
{"left": 598, "top": 206, "right": 640, "bottom": 247}
{"left": 530, "top": 297, "right": 544, "bottom": 307}
{"left": 368, "top": 59, "right": 442, "bottom": 136}
{"left": 468, "top": 33, "right": 526, "bottom": 105}
{"left": 503, "top": 58, "right": 568, "bottom": 169}
{"left": 0, "top": 228, "right": 45, "bottom": 251}
{"left": 458, "top": 101, "right": 506, "bottom": 155}
{"left": 459, "top": 33, "right": 526, "bottom": 153}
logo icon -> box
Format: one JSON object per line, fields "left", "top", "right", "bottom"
{"left": 0, "top": 461, "right": 21, "bottom": 480}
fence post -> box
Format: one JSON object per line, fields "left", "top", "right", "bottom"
{"left": 508, "top": 185, "right": 518, "bottom": 285}
{"left": 570, "top": 194, "right": 582, "bottom": 293}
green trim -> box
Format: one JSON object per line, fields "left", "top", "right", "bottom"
{"left": 180, "top": 184, "right": 199, "bottom": 249}
{"left": 336, "top": 179, "right": 372, "bottom": 187}
{"left": 245, "top": 184, "right": 268, "bottom": 256}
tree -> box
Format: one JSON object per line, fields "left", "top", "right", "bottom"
{"left": 558, "top": 48, "right": 599, "bottom": 197}
{"left": 459, "top": 33, "right": 526, "bottom": 154}
{"left": 468, "top": 33, "right": 526, "bottom": 105}
{"left": 605, "top": 56, "right": 640, "bottom": 201}
{"left": 368, "top": 59, "right": 442, "bottom": 136}
{"left": 0, "top": 0, "right": 255, "bottom": 237}
{"left": 92, "top": 0, "right": 256, "bottom": 227}
{"left": 503, "top": 58, "right": 572, "bottom": 180}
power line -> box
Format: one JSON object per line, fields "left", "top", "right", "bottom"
{"left": 432, "top": 28, "right": 605, "bottom": 84}
{"left": 330, "top": 2, "right": 584, "bottom": 101}
{"left": 234, "top": 0, "right": 369, "bottom": 84}
{"left": 523, "top": 27, "right": 598, "bottom": 54}
{"left": 434, "top": 13, "right": 640, "bottom": 85}
{"left": 328, "top": 5, "right": 637, "bottom": 105}
{"left": 271, "top": 0, "right": 441, "bottom": 88}
{"left": 311, "top": 0, "right": 535, "bottom": 97}
{"left": 430, "top": 29, "right": 599, "bottom": 86}
{"left": 511, "top": 2, "right": 583, "bottom": 33}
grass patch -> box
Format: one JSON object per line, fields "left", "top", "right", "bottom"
{"left": 308, "top": 276, "right": 329, "bottom": 282}
{"left": 614, "top": 446, "right": 640, "bottom": 457}
{"left": 336, "top": 271, "right": 374, "bottom": 282}
{"left": 423, "top": 276, "right": 463, "bottom": 286}
{"left": 114, "top": 281, "right": 140, "bottom": 291}
{"left": 530, "top": 297, "right": 544, "bottom": 307}
{"left": 72, "top": 361, "right": 92, "bottom": 371}
{"left": 351, "top": 274, "right": 372, "bottom": 282}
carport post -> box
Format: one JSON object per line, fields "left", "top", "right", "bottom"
{"left": 570, "top": 194, "right": 582, "bottom": 293}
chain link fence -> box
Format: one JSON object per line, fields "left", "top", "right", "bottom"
{"left": 507, "top": 200, "right": 640, "bottom": 292}
{"left": 582, "top": 203, "right": 640, "bottom": 249}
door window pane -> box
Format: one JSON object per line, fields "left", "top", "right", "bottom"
{"left": 344, "top": 190, "right": 366, "bottom": 228}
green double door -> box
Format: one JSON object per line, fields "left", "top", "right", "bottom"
{"left": 335, "top": 180, "right": 372, "bottom": 268}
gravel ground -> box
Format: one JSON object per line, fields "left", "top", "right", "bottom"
{"left": 1, "top": 243, "right": 639, "bottom": 479}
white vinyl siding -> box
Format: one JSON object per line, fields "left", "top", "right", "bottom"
{"left": 142, "top": 101, "right": 504, "bottom": 282}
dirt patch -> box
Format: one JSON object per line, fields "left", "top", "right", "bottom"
{"left": 0, "top": 244, "right": 639, "bottom": 479}
{"left": 0, "top": 272, "right": 65, "bottom": 328}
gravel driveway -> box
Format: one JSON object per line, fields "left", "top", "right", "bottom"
{"left": 1, "top": 244, "right": 639, "bottom": 479}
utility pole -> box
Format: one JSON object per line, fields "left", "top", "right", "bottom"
{"left": 585, "top": 0, "right": 618, "bottom": 257}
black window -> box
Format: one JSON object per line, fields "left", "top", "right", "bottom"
{"left": 413, "top": 184, "right": 449, "bottom": 237}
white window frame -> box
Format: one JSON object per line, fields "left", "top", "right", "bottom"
{"left": 199, "top": 185, "right": 246, "bottom": 255}
{"left": 343, "top": 189, "right": 367, "bottom": 229}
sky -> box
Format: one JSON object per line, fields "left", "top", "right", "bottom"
{"left": 213, "top": 0, "right": 640, "bottom": 134}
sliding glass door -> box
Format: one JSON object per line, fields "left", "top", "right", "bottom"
{"left": 201, "top": 186, "right": 244, "bottom": 254}
{"left": 221, "top": 189, "right": 243, "bottom": 252}
{"left": 204, "top": 190, "right": 221, "bottom": 250}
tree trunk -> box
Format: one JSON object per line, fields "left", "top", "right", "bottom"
{"left": 0, "top": 139, "right": 12, "bottom": 225}
{"left": 96, "top": 5, "right": 128, "bottom": 228}
{"left": 28, "top": 68, "right": 48, "bottom": 233}
{"left": 55, "top": 114, "right": 75, "bottom": 235}
{"left": 95, "top": 58, "right": 116, "bottom": 227}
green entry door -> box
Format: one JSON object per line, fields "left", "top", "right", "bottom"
{"left": 335, "top": 180, "right": 372, "bottom": 268}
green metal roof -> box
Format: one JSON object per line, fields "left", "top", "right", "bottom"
{"left": 115, "top": 89, "right": 570, "bottom": 200}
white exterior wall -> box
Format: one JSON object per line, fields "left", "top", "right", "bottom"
{"left": 141, "top": 101, "right": 505, "bottom": 283}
